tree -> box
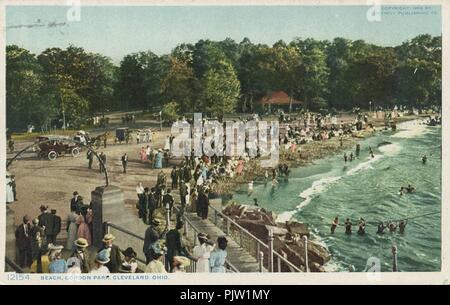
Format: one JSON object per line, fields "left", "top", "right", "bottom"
{"left": 202, "top": 60, "right": 241, "bottom": 117}
{"left": 37, "top": 46, "right": 107, "bottom": 126}
{"left": 6, "top": 45, "right": 55, "bottom": 131}
{"left": 291, "top": 38, "right": 330, "bottom": 110}
{"left": 161, "top": 57, "right": 196, "bottom": 113}
{"left": 117, "top": 54, "right": 146, "bottom": 111}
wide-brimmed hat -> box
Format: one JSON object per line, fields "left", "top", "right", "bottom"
{"left": 102, "top": 233, "right": 115, "bottom": 243}
{"left": 151, "top": 218, "right": 162, "bottom": 226}
{"left": 122, "top": 247, "right": 137, "bottom": 258}
{"left": 74, "top": 238, "right": 88, "bottom": 248}
{"left": 96, "top": 249, "right": 110, "bottom": 264}
{"left": 48, "top": 244, "right": 64, "bottom": 252}
{"left": 173, "top": 256, "right": 191, "bottom": 267}
{"left": 197, "top": 233, "right": 209, "bottom": 241}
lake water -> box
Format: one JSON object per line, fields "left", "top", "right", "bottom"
{"left": 232, "top": 120, "right": 442, "bottom": 272}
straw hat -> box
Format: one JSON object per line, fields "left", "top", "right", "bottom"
{"left": 151, "top": 218, "right": 162, "bottom": 226}
{"left": 48, "top": 244, "right": 64, "bottom": 252}
{"left": 102, "top": 233, "right": 115, "bottom": 243}
{"left": 197, "top": 233, "right": 208, "bottom": 241}
{"left": 173, "top": 256, "right": 191, "bottom": 267}
{"left": 96, "top": 249, "right": 110, "bottom": 264}
{"left": 74, "top": 238, "right": 88, "bottom": 248}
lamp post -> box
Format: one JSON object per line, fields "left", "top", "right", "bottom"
{"left": 303, "top": 235, "right": 309, "bottom": 272}
{"left": 159, "top": 111, "right": 163, "bottom": 131}
{"left": 62, "top": 110, "right": 66, "bottom": 130}
{"left": 392, "top": 245, "right": 398, "bottom": 272}
{"left": 268, "top": 228, "right": 274, "bottom": 272}
{"left": 165, "top": 202, "right": 171, "bottom": 231}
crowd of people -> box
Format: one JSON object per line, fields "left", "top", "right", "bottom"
{"left": 330, "top": 217, "right": 408, "bottom": 236}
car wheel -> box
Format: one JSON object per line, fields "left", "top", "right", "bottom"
{"left": 48, "top": 151, "right": 57, "bottom": 161}
{"left": 71, "top": 147, "right": 80, "bottom": 157}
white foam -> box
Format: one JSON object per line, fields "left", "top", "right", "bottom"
{"left": 391, "top": 120, "right": 429, "bottom": 139}
{"left": 378, "top": 142, "right": 402, "bottom": 156}
{"left": 276, "top": 176, "right": 342, "bottom": 222}
{"left": 276, "top": 211, "right": 297, "bottom": 223}
{"left": 346, "top": 154, "right": 382, "bottom": 176}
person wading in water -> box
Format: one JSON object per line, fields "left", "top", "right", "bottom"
{"left": 345, "top": 218, "right": 352, "bottom": 235}
{"left": 331, "top": 217, "right": 339, "bottom": 234}
{"left": 377, "top": 222, "right": 386, "bottom": 234}
{"left": 422, "top": 155, "right": 427, "bottom": 164}
{"left": 399, "top": 220, "right": 408, "bottom": 234}
{"left": 357, "top": 218, "right": 366, "bottom": 235}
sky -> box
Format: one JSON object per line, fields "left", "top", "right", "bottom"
{"left": 6, "top": 5, "right": 442, "bottom": 64}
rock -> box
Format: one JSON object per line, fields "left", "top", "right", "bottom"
{"left": 223, "top": 203, "right": 330, "bottom": 272}
{"left": 282, "top": 221, "right": 310, "bottom": 239}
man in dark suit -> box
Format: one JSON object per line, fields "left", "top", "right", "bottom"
{"left": 99, "top": 234, "right": 122, "bottom": 273}
{"left": 47, "top": 209, "right": 61, "bottom": 244}
{"left": 121, "top": 153, "right": 128, "bottom": 173}
{"left": 143, "top": 219, "right": 162, "bottom": 264}
{"left": 37, "top": 205, "right": 53, "bottom": 242}
{"left": 71, "top": 238, "right": 91, "bottom": 273}
{"left": 198, "top": 189, "right": 210, "bottom": 220}
{"left": 138, "top": 187, "right": 148, "bottom": 222}
{"left": 171, "top": 166, "right": 178, "bottom": 189}
{"left": 15, "top": 215, "right": 32, "bottom": 268}
{"left": 70, "top": 192, "right": 79, "bottom": 212}
{"left": 162, "top": 188, "right": 174, "bottom": 218}
{"left": 165, "top": 221, "right": 191, "bottom": 272}
{"left": 99, "top": 152, "right": 107, "bottom": 173}
{"left": 179, "top": 180, "right": 188, "bottom": 208}
{"left": 147, "top": 188, "right": 157, "bottom": 223}
{"left": 87, "top": 150, "right": 94, "bottom": 169}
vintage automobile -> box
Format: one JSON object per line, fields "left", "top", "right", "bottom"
{"left": 35, "top": 136, "right": 81, "bottom": 161}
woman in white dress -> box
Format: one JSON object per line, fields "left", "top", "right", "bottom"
{"left": 66, "top": 208, "right": 79, "bottom": 251}
{"left": 193, "top": 233, "right": 215, "bottom": 273}
{"left": 5, "top": 172, "right": 14, "bottom": 203}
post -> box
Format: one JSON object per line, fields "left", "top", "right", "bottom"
{"left": 256, "top": 243, "right": 261, "bottom": 260}
{"left": 392, "top": 245, "right": 398, "bottom": 272}
{"left": 214, "top": 210, "right": 218, "bottom": 225}
{"left": 268, "top": 228, "right": 274, "bottom": 272}
{"left": 62, "top": 110, "right": 66, "bottom": 130}
{"left": 104, "top": 222, "right": 110, "bottom": 235}
{"left": 303, "top": 235, "right": 309, "bottom": 272}
{"left": 165, "top": 202, "right": 171, "bottom": 231}
{"left": 183, "top": 220, "right": 188, "bottom": 236}
{"left": 277, "top": 256, "right": 281, "bottom": 272}
{"left": 259, "top": 251, "right": 264, "bottom": 272}
{"left": 159, "top": 111, "right": 162, "bottom": 131}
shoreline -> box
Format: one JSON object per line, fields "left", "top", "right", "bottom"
{"left": 213, "top": 115, "right": 429, "bottom": 272}
{"left": 214, "top": 115, "right": 426, "bottom": 199}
